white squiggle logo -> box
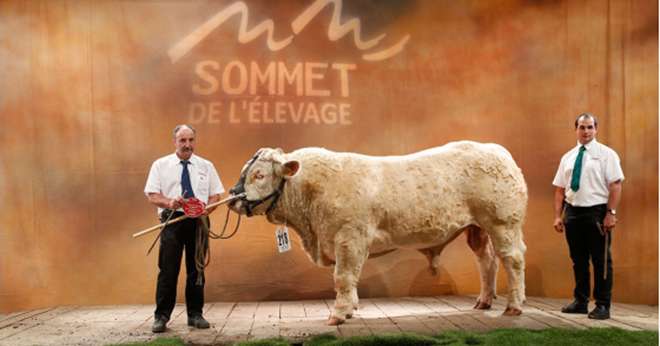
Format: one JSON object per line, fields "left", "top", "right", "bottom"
{"left": 168, "top": 0, "right": 410, "bottom": 63}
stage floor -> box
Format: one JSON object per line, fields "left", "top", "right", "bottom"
{"left": 0, "top": 296, "right": 657, "bottom": 345}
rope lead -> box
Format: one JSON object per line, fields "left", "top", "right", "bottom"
{"left": 194, "top": 209, "right": 242, "bottom": 286}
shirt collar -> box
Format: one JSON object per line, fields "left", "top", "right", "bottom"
{"left": 576, "top": 139, "right": 600, "bottom": 157}
{"left": 170, "top": 153, "right": 198, "bottom": 165}
{"left": 576, "top": 138, "right": 598, "bottom": 151}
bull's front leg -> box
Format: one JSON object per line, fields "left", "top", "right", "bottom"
{"left": 328, "top": 227, "right": 369, "bottom": 326}
{"left": 467, "top": 226, "right": 498, "bottom": 309}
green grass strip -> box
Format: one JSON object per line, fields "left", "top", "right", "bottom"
{"left": 234, "top": 328, "right": 657, "bottom": 346}
{"left": 107, "top": 337, "right": 185, "bottom": 346}
{"left": 107, "top": 328, "right": 658, "bottom": 346}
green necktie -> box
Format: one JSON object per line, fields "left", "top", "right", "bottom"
{"left": 570, "top": 146, "right": 586, "bottom": 191}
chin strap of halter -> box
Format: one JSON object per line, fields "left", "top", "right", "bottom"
{"left": 243, "top": 179, "right": 286, "bottom": 217}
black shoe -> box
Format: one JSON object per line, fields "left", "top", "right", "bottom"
{"left": 188, "top": 315, "right": 210, "bottom": 329}
{"left": 152, "top": 316, "right": 168, "bottom": 333}
{"left": 561, "top": 300, "right": 588, "bottom": 314}
{"left": 588, "top": 305, "right": 610, "bottom": 320}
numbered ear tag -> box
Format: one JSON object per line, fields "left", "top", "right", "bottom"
{"left": 275, "top": 226, "right": 291, "bottom": 253}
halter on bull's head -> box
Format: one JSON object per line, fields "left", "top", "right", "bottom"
{"left": 228, "top": 148, "right": 300, "bottom": 217}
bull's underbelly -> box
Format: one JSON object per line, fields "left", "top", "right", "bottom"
{"left": 367, "top": 223, "right": 474, "bottom": 253}
{"left": 310, "top": 220, "right": 477, "bottom": 265}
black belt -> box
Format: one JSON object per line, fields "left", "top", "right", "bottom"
{"left": 564, "top": 203, "right": 606, "bottom": 219}
{"left": 565, "top": 203, "right": 606, "bottom": 211}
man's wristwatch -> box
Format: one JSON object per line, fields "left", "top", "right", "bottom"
{"left": 607, "top": 208, "right": 617, "bottom": 216}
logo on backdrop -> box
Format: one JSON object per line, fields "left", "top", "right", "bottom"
{"left": 169, "top": 0, "right": 410, "bottom": 126}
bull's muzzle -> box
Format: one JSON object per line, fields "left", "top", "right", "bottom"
{"left": 228, "top": 182, "right": 245, "bottom": 209}
{"left": 229, "top": 183, "right": 244, "bottom": 196}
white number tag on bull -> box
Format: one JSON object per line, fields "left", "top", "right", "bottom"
{"left": 275, "top": 226, "right": 291, "bottom": 253}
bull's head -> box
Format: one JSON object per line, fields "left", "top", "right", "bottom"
{"left": 228, "top": 148, "right": 300, "bottom": 217}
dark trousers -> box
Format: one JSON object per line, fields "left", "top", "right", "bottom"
{"left": 564, "top": 204, "right": 613, "bottom": 308}
{"left": 154, "top": 212, "right": 204, "bottom": 320}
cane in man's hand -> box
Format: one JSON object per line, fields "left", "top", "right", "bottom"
{"left": 596, "top": 222, "right": 610, "bottom": 280}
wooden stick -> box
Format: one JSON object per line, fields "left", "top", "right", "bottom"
{"left": 596, "top": 221, "right": 610, "bottom": 280}
{"left": 132, "top": 193, "right": 244, "bottom": 238}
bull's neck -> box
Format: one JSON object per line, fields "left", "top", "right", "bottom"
{"left": 266, "top": 179, "right": 310, "bottom": 232}
{"left": 266, "top": 175, "right": 330, "bottom": 267}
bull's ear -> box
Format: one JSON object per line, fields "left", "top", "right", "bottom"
{"left": 253, "top": 148, "right": 265, "bottom": 159}
{"left": 281, "top": 160, "right": 300, "bottom": 178}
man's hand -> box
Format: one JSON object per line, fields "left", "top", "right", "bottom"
{"left": 603, "top": 213, "right": 617, "bottom": 232}
{"left": 553, "top": 217, "right": 565, "bottom": 233}
{"left": 553, "top": 187, "right": 566, "bottom": 233}
{"left": 168, "top": 196, "right": 184, "bottom": 210}
{"left": 204, "top": 194, "right": 223, "bottom": 215}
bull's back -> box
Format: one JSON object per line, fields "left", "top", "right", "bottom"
{"left": 372, "top": 141, "right": 525, "bottom": 201}
{"left": 291, "top": 142, "right": 526, "bottom": 229}
{"left": 365, "top": 142, "right": 526, "bottom": 243}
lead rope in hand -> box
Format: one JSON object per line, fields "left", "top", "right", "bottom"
{"left": 210, "top": 208, "right": 242, "bottom": 239}
{"left": 193, "top": 208, "right": 242, "bottom": 285}
{"left": 195, "top": 217, "right": 210, "bottom": 286}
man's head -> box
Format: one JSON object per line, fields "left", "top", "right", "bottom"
{"left": 575, "top": 113, "right": 598, "bottom": 145}
{"left": 173, "top": 124, "right": 196, "bottom": 160}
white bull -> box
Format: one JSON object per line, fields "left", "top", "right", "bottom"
{"left": 228, "top": 141, "right": 527, "bottom": 325}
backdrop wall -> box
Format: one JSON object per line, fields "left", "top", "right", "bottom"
{"left": 1, "top": 0, "right": 657, "bottom": 312}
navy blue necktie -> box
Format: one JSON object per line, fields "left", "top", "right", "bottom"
{"left": 180, "top": 160, "right": 195, "bottom": 198}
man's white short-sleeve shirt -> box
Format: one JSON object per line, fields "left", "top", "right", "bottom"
{"left": 552, "top": 139, "right": 624, "bottom": 207}
{"left": 145, "top": 153, "right": 224, "bottom": 214}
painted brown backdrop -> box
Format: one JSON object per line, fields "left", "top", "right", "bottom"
{"left": 0, "top": 0, "right": 657, "bottom": 312}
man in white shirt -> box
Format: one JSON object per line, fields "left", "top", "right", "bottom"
{"left": 144, "top": 124, "right": 224, "bottom": 332}
{"left": 552, "top": 113, "right": 624, "bottom": 320}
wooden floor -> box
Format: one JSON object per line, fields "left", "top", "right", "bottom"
{"left": 0, "top": 296, "right": 657, "bottom": 345}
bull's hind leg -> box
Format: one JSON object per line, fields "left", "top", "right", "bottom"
{"left": 328, "top": 227, "right": 369, "bottom": 326}
{"left": 467, "top": 226, "right": 498, "bottom": 310}
{"left": 488, "top": 225, "right": 526, "bottom": 316}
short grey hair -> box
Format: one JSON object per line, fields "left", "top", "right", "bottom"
{"left": 173, "top": 124, "right": 196, "bottom": 138}
{"left": 574, "top": 113, "right": 598, "bottom": 129}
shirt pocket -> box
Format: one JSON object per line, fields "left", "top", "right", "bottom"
{"left": 582, "top": 156, "right": 603, "bottom": 181}
{"left": 197, "top": 171, "right": 209, "bottom": 195}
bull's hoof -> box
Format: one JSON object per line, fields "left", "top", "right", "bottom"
{"left": 346, "top": 313, "right": 353, "bottom": 319}
{"left": 473, "top": 301, "right": 492, "bottom": 310}
{"left": 473, "top": 297, "right": 492, "bottom": 310}
{"left": 503, "top": 306, "right": 522, "bottom": 316}
{"left": 327, "top": 316, "right": 345, "bottom": 326}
